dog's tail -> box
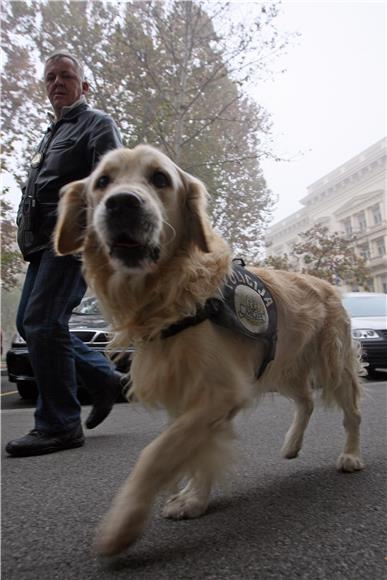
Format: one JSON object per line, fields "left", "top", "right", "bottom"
{"left": 317, "top": 297, "right": 364, "bottom": 408}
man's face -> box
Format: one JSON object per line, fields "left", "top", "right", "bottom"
{"left": 44, "top": 57, "right": 89, "bottom": 116}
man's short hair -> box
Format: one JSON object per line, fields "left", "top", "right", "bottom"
{"left": 44, "top": 50, "right": 85, "bottom": 80}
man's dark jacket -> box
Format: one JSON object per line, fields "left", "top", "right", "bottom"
{"left": 17, "top": 101, "right": 122, "bottom": 260}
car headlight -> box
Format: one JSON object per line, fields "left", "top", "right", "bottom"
{"left": 352, "top": 329, "right": 383, "bottom": 340}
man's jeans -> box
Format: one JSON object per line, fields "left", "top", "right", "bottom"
{"left": 17, "top": 248, "right": 116, "bottom": 433}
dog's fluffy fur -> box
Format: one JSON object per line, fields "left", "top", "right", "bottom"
{"left": 54, "top": 145, "right": 364, "bottom": 556}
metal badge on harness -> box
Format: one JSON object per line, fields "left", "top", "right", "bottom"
{"left": 208, "top": 264, "right": 277, "bottom": 342}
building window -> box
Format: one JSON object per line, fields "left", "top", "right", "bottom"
{"left": 381, "top": 277, "right": 387, "bottom": 294}
{"left": 359, "top": 243, "right": 370, "bottom": 260}
{"left": 355, "top": 211, "right": 367, "bottom": 232}
{"left": 342, "top": 217, "right": 352, "bottom": 236}
{"left": 371, "top": 203, "right": 382, "bottom": 225}
{"left": 374, "top": 237, "right": 386, "bottom": 257}
{"left": 367, "top": 279, "right": 375, "bottom": 292}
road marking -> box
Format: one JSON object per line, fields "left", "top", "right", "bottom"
{"left": 1, "top": 390, "right": 19, "bottom": 397}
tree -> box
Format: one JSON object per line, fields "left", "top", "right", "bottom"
{"left": 1, "top": 193, "right": 24, "bottom": 291}
{"left": 1, "top": 0, "right": 287, "bottom": 260}
{"left": 264, "top": 224, "right": 371, "bottom": 288}
{"left": 261, "top": 252, "right": 293, "bottom": 271}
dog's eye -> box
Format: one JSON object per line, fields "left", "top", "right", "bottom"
{"left": 151, "top": 171, "right": 170, "bottom": 189}
{"left": 96, "top": 175, "right": 111, "bottom": 189}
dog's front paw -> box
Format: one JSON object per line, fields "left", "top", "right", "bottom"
{"left": 281, "top": 442, "right": 300, "bottom": 459}
{"left": 336, "top": 453, "right": 364, "bottom": 473}
{"left": 162, "top": 493, "right": 208, "bottom": 520}
{"left": 94, "top": 505, "right": 147, "bottom": 556}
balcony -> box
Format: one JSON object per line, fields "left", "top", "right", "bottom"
{"left": 367, "top": 255, "right": 387, "bottom": 270}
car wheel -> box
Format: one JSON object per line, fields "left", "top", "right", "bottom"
{"left": 16, "top": 381, "right": 38, "bottom": 400}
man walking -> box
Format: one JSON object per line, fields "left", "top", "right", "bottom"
{"left": 6, "top": 51, "right": 124, "bottom": 457}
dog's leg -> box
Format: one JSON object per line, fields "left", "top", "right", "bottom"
{"left": 335, "top": 375, "right": 364, "bottom": 472}
{"left": 95, "top": 404, "right": 235, "bottom": 556}
{"left": 281, "top": 390, "right": 314, "bottom": 459}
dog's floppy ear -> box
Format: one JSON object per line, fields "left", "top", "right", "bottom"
{"left": 54, "top": 179, "right": 88, "bottom": 255}
{"left": 182, "top": 175, "right": 210, "bottom": 253}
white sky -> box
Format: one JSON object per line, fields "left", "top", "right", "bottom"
{"left": 254, "top": 0, "right": 386, "bottom": 225}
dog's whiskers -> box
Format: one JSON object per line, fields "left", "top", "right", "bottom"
{"left": 162, "top": 220, "right": 177, "bottom": 246}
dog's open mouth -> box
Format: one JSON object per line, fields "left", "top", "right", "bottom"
{"left": 109, "top": 233, "right": 160, "bottom": 269}
{"left": 110, "top": 233, "right": 141, "bottom": 250}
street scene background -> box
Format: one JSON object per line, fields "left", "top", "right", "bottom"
{"left": 1, "top": 1, "right": 386, "bottom": 578}
{"left": 2, "top": 0, "right": 386, "bottom": 352}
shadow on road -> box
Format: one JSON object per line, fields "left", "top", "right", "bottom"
{"left": 100, "top": 463, "right": 377, "bottom": 574}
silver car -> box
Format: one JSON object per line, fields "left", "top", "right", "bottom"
{"left": 342, "top": 292, "right": 387, "bottom": 379}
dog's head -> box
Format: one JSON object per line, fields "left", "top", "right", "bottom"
{"left": 54, "top": 145, "right": 210, "bottom": 273}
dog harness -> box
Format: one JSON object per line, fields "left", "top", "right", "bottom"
{"left": 161, "top": 260, "right": 277, "bottom": 378}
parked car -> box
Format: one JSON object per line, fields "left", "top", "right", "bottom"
{"left": 342, "top": 292, "right": 387, "bottom": 379}
{"left": 6, "top": 296, "right": 133, "bottom": 400}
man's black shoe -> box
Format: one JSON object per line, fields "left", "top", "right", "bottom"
{"left": 85, "top": 372, "right": 124, "bottom": 430}
{"left": 5, "top": 424, "right": 85, "bottom": 457}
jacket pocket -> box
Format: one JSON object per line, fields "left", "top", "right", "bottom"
{"left": 50, "top": 138, "right": 76, "bottom": 151}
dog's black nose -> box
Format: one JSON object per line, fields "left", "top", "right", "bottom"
{"left": 105, "top": 192, "right": 143, "bottom": 212}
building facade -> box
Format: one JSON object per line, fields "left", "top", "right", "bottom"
{"left": 265, "top": 137, "right": 387, "bottom": 292}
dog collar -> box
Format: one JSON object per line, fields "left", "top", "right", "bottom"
{"left": 161, "top": 260, "right": 277, "bottom": 378}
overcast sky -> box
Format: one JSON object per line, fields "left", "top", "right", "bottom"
{"left": 253, "top": 0, "right": 386, "bottom": 225}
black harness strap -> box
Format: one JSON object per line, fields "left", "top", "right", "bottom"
{"left": 161, "top": 261, "right": 277, "bottom": 379}
{"left": 161, "top": 306, "right": 210, "bottom": 339}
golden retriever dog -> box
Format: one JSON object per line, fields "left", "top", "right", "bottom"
{"left": 54, "top": 145, "right": 364, "bottom": 556}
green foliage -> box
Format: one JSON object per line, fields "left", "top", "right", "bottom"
{"left": 261, "top": 253, "right": 293, "bottom": 271}
{"left": 1, "top": 0, "right": 286, "bottom": 260}
{"left": 292, "top": 224, "right": 371, "bottom": 287}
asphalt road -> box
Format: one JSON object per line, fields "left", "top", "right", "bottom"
{"left": 1, "top": 376, "right": 386, "bottom": 580}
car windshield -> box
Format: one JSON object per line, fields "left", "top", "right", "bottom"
{"left": 72, "top": 297, "right": 101, "bottom": 315}
{"left": 342, "top": 295, "right": 387, "bottom": 317}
